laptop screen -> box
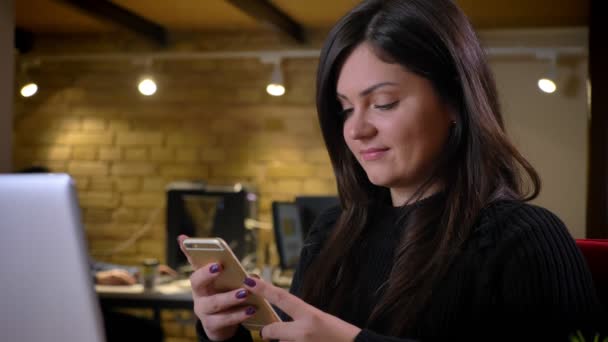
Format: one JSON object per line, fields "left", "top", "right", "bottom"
{"left": 0, "top": 174, "right": 105, "bottom": 342}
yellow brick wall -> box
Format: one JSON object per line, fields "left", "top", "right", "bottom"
{"left": 13, "top": 31, "right": 336, "bottom": 340}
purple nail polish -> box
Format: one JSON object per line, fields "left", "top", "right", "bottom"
{"left": 236, "top": 289, "right": 247, "bottom": 299}
{"left": 209, "top": 264, "right": 220, "bottom": 273}
{"left": 245, "top": 306, "right": 256, "bottom": 316}
{"left": 243, "top": 277, "right": 256, "bottom": 287}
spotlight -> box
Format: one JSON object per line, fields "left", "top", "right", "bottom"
{"left": 20, "top": 82, "right": 38, "bottom": 97}
{"left": 138, "top": 77, "right": 157, "bottom": 96}
{"left": 266, "top": 61, "right": 285, "bottom": 97}
{"left": 537, "top": 78, "right": 556, "bottom": 94}
{"left": 538, "top": 53, "right": 557, "bottom": 94}
{"left": 19, "top": 60, "right": 40, "bottom": 98}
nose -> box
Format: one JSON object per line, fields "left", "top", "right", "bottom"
{"left": 346, "top": 111, "right": 377, "bottom": 141}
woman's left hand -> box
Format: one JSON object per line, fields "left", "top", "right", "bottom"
{"left": 243, "top": 276, "right": 362, "bottom": 341}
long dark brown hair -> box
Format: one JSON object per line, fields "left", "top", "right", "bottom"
{"left": 301, "top": 0, "right": 541, "bottom": 336}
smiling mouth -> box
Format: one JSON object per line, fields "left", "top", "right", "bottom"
{"left": 360, "top": 148, "right": 389, "bottom": 161}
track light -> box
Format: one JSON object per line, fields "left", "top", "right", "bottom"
{"left": 538, "top": 53, "right": 557, "bottom": 94}
{"left": 20, "top": 82, "right": 38, "bottom": 97}
{"left": 138, "top": 77, "right": 157, "bottom": 96}
{"left": 266, "top": 61, "right": 285, "bottom": 96}
{"left": 19, "top": 61, "right": 39, "bottom": 98}
{"left": 136, "top": 59, "right": 157, "bottom": 96}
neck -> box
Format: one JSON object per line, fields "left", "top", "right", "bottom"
{"left": 390, "top": 181, "right": 444, "bottom": 207}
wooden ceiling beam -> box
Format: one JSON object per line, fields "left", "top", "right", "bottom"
{"left": 225, "top": 0, "right": 306, "bottom": 43}
{"left": 57, "top": 0, "right": 168, "bottom": 46}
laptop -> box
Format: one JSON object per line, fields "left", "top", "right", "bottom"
{"left": 0, "top": 173, "right": 106, "bottom": 342}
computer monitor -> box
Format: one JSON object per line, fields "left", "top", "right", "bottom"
{"left": 0, "top": 174, "right": 105, "bottom": 342}
{"left": 294, "top": 195, "right": 340, "bottom": 238}
{"left": 166, "top": 181, "right": 257, "bottom": 270}
{"left": 272, "top": 201, "right": 305, "bottom": 270}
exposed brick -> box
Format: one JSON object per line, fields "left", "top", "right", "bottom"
{"left": 78, "top": 191, "right": 120, "bottom": 209}
{"left": 159, "top": 164, "right": 208, "bottom": 178}
{"left": 111, "top": 162, "right": 157, "bottom": 176}
{"left": 116, "top": 132, "right": 164, "bottom": 146}
{"left": 166, "top": 133, "right": 215, "bottom": 147}
{"left": 199, "top": 148, "right": 225, "bottom": 162}
{"left": 304, "top": 148, "right": 331, "bottom": 164}
{"left": 82, "top": 117, "right": 107, "bottom": 131}
{"left": 112, "top": 207, "right": 141, "bottom": 223}
{"left": 272, "top": 180, "right": 303, "bottom": 194}
{"left": 114, "top": 177, "right": 141, "bottom": 192}
{"left": 89, "top": 177, "right": 114, "bottom": 191}
{"left": 89, "top": 240, "right": 137, "bottom": 255}
{"left": 266, "top": 164, "right": 316, "bottom": 178}
{"left": 16, "top": 146, "right": 71, "bottom": 161}
{"left": 68, "top": 161, "right": 109, "bottom": 176}
{"left": 138, "top": 240, "right": 164, "bottom": 256}
{"left": 124, "top": 147, "right": 148, "bottom": 161}
{"left": 86, "top": 223, "right": 138, "bottom": 239}
{"left": 122, "top": 192, "right": 165, "bottom": 208}
{"left": 83, "top": 209, "right": 113, "bottom": 224}
{"left": 149, "top": 148, "right": 175, "bottom": 162}
{"left": 142, "top": 177, "right": 169, "bottom": 191}
{"left": 108, "top": 119, "right": 130, "bottom": 131}
{"left": 99, "top": 147, "right": 122, "bottom": 161}
{"left": 72, "top": 146, "right": 97, "bottom": 160}
{"left": 211, "top": 163, "right": 261, "bottom": 178}
{"left": 64, "top": 132, "right": 114, "bottom": 146}
{"left": 302, "top": 179, "right": 337, "bottom": 195}
{"left": 176, "top": 148, "right": 199, "bottom": 162}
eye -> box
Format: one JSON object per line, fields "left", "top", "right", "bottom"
{"left": 373, "top": 100, "right": 399, "bottom": 111}
{"left": 338, "top": 108, "right": 354, "bottom": 118}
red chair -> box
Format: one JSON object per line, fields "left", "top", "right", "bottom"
{"left": 576, "top": 239, "right": 608, "bottom": 310}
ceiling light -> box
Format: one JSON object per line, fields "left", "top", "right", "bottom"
{"left": 20, "top": 82, "right": 38, "bottom": 97}
{"left": 537, "top": 53, "right": 558, "bottom": 94}
{"left": 537, "top": 78, "right": 556, "bottom": 94}
{"left": 138, "top": 77, "right": 157, "bottom": 96}
{"left": 265, "top": 59, "right": 285, "bottom": 97}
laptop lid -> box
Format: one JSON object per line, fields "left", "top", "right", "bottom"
{"left": 0, "top": 173, "right": 105, "bottom": 342}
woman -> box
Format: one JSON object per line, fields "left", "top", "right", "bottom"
{"left": 181, "top": 0, "right": 605, "bottom": 340}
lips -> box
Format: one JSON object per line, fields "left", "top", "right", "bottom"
{"left": 360, "top": 147, "right": 389, "bottom": 161}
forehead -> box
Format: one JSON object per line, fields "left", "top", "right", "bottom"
{"left": 336, "top": 43, "right": 406, "bottom": 94}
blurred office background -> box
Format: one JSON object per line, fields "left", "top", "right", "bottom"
{"left": 1, "top": 1, "right": 605, "bottom": 341}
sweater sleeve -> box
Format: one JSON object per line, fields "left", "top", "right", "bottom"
{"left": 495, "top": 205, "right": 607, "bottom": 339}
{"left": 195, "top": 319, "right": 253, "bottom": 342}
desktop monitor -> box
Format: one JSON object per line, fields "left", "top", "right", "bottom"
{"left": 272, "top": 201, "right": 305, "bottom": 270}
{"left": 0, "top": 174, "right": 105, "bottom": 342}
{"left": 294, "top": 195, "right": 340, "bottom": 238}
{"left": 166, "top": 181, "right": 257, "bottom": 270}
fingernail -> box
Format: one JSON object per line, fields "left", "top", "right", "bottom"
{"left": 236, "top": 289, "right": 248, "bottom": 299}
{"left": 209, "top": 264, "right": 220, "bottom": 273}
{"left": 245, "top": 306, "right": 256, "bottom": 316}
{"left": 243, "top": 277, "right": 256, "bottom": 287}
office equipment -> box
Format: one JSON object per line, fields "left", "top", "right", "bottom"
{"left": 272, "top": 201, "right": 305, "bottom": 270}
{"left": 0, "top": 174, "right": 105, "bottom": 342}
{"left": 294, "top": 195, "right": 340, "bottom": 238}
{"left": 166, "top": 181, "right": 258, "bottom": 270}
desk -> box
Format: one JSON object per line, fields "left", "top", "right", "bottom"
{"left": 96, "top": 279, "right": 193, "bottom": 323}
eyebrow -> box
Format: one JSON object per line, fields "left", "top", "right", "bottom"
{"left": 336, "top": 82, "right": 398, "bottom": 100}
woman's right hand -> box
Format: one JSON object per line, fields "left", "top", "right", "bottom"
{"left": 178, "top": 235, "right": 256, "bottom": 341}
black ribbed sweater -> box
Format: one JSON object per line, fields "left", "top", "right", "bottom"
{"left": 198, "top": 199, "right": 606, "bottom": 341}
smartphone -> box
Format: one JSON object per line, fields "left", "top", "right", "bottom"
{"left": 182, "top": 237, "right": 281, "bottom": 330}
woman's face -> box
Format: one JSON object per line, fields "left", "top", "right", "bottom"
{"left": 337, "top": 43, "right": 453, "bottom": 205}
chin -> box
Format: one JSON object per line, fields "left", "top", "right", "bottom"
{"left": 365, "top": 173, "right": 393, "bottom": 187}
